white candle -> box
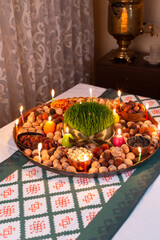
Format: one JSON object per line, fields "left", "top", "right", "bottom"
{"left": 51, "top": 89, "right": 55, "bottom": 102}
{"left": 16, "top": 118, "right": 19, "bottom": 127}
{"left": 20, "top": 106, "right": 24, "bottom": 124}
{"left": 89, "top": 88, "right": 92, "bottom": 101}
{"left": 38, "top": 143, "right": 42, "bottom": 163}
{"left": 117, "top": 90, "right": 121, "bottom": 105}
{"left": 146, "top": 103, "right": 149, "bottom": 120}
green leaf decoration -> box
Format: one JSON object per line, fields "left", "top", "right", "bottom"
{"left": 64, "top": 102, "right": 115, "bottom": 136}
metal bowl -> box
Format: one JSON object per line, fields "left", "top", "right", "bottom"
{"left": 126, "top": 136, "right": 151, "bottom": 156}
{"left": 119, "top": 110, "right": 145, "bottom": 122}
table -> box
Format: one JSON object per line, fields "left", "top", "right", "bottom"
{"left": 95, "top": 50, "right": 160, "bottom": 99}
{"left": 0, "top": 83, "right": 160, "bottom": 240}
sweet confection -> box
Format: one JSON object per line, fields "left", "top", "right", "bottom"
{"left": 14, "top": 97, "right": 160, "bottom": 176}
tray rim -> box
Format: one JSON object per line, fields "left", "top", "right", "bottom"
{"left": 13, "top": 99, "right": 160, "bottom": 178}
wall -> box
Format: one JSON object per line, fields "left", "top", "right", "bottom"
{"left": 93, "top": 0, "right": 160, "bottom": 60}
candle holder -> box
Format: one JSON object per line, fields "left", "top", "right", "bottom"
{"left": 67, "top": 147, "right": 92, "bottom": 172}
{"left": 68, "top": 157, "right": 92, "bottom": 172}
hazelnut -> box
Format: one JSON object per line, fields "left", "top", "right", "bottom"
{"left": 43, "top": 160, "right": 52, "bottom": 167}
{"left": 114, "top": 157, "right": 123, "bottom": 167}
{"left": 24, "top": 149, "right": 32, "bottom": 157}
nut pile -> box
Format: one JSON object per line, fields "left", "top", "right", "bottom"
{"left": 18, "top": 134, "right": 57, "bottom": 150}
{"left": 121, "top": 100, "right": 145, "bottom": 114}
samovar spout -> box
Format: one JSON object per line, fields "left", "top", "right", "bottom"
{"left": 140, "top": 23, "right": 158, "bottom": 37}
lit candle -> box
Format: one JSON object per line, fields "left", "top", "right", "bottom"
{"left": 38, "top": 143, "right": 42, "bottom": 163}
{"left": 43, "top": 116, "right": 56, "bottom": 134}
{"left": 145, "top": 103, "right": 149, "bottom": 120}
{"left": 83, "top": 154, "right": 89, "bottom": 173}
{"left": 15, "top": 118, "right": 19, "bottom": 136}
{"left": 117, "top": 90, "right": 121, "bottom": 105}
{"left": 89, "top": 88, "right": 92, "bottom": 102}
{"left": 62, "top": 127, "right": 74, "bottom": 148}
{"left": 138, "top": 147, "right": 141, "bottom": 162}
{"left": 20, "top": 106, "right": 24, "bottom": 124}
{"left": 113, "top": 109, "right": 120, "bottom": 123}
{"left": 113, "top": 128, "right": 125, "bottom": 147}
{"left": 51, "top": 89, "right": 55, "bottom": 102}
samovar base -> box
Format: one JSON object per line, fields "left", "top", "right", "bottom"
{"left": 110, "top": 48, "right": 136, "bottom": 62}
{"left": 110, "top": 39, "right": 136, "bottom": 62}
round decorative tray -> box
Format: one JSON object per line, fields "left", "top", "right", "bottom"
{"left": 13, "top": 98, "right": 160, "bottom": 178}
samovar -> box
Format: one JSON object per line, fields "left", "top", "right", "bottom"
{"left": 108, "top": 0, "right": 158, "bottom": 61}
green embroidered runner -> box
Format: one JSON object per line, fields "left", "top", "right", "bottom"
{"left": 0, "top": 151, "right": 28, "bottom": 182}
{"left": 0, "top": 88, "right": 160, "bottom": 240}
{"left": 78, "top": 148, "right": 160, "bottom": 240}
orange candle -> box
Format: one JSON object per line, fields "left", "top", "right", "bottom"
{"left": 43, "top": 116, "right": 56, "bottom": 134}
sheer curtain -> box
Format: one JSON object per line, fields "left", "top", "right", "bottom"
{"left": 0, "top": 0, "right": 94, "bottom": 128}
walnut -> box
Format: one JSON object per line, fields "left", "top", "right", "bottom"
{"left": 88, "top": 167, "right": 98, "bottom": 174}
{"left": 117, "top": 163, "right": 127, "bottom": 170}
{"left": 123, "top": 159, "right": 133, "bottom": 167}
{"left": 108, "top": 165, "right": 117, "bottom": 172}
{"left": 66, "top": 166, "right": 77, "bottom": 172}
{"left": 99, "top": 166, "right": 108, "bottom": 173}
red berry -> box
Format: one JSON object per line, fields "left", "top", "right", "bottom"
{"left": 101, "top": 144, "right": 109, "bottom": 150}
{"left": 93, "top": 147, "right": 102, "bottom": 158}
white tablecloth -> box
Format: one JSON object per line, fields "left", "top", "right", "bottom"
{"left": 0, "top": 83, "right": 159, "bottom": 240}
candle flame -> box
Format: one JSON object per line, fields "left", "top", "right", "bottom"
{"left": 138, "top": 147, "right": 141, "bottom": 153}
{"left": 89, "top": 88, "right": 92, "bottom": 98}
{"left": 146, "top": 103, "right": 149, "bottom": 110}
{"left": 38, "top": 143, "right": 42, "bottom": 152}
{"left": 51, "top": 89, "right": 55, "bottom": 98}
{"left": 16, "top": 119, "right": 19, "bottom": 126}
{"left": 48, "top": 116, "right": 52, "bottom": 121}
{"left": 66, "top": 127, "right": 69, "bottom": 134}
{"left": 113, "top": 109, "right": 116, "bottom": 114}
{"left": 118, "top": 90, "right": 121, "bottom": 98}
{"left": 20, "top": 105, "right": 23, "bottom": 114}
{"left": 117, "top": 128, "right": 121, "bottom": 136}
